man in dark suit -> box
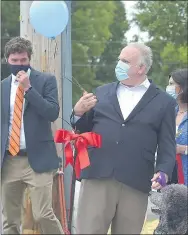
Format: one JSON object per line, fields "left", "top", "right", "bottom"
{"left": 1, "top": 37, "right": 64, "bottom": 234}
{"left": 71, "top": 43, "right": 176, "bottom": 234}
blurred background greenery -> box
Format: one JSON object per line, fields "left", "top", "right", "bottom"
{"left": 1, "top": 1, "right": 187, "bottom": 104}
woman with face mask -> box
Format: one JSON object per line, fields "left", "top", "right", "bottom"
{"left": 166, "top": 68, "right": 188, "bottom": 186}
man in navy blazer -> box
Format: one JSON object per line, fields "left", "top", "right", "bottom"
{"left": 1, "top": 37, "right": 64, "bottom": 234}
{"left": 71, "top": 43, "right": 176, "bottom": 234}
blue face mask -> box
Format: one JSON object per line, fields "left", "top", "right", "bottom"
{"left": 166, "top": 85, "right": 178, "bottom": 99}
{"left": 8, "top": 64, "right": 31, "bottom": 76}
{"left": 115, "top": 60, "right": 130, "bottom": 81}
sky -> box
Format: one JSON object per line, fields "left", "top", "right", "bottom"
{"left": 123, "top": 1, "right": 149, "bottom": 42}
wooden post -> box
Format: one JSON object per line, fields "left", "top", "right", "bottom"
{"left": 20, "top": 1, "right": 62, "bottom": 143}
{"left": 20, "top": 1, "right": 63, "bottom": 233}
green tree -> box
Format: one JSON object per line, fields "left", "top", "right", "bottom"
{"left": 1, "top": 1, "right": 20, "bottom": 78}
{"left": 1, "top": 1, "right": 130, "bottom": 100}
{"left": 1, "top": 1, "right": 20, "bottom": 37}
{"left": 96, "top": 1, "right": 129, "bottom": 83}
{"left": 72, "top": 1, "right": 118, "bottom": 104}
{"left": 133, "top": 1, "right": 187, "bottom": 45}
{"left": 1, "top": 0, "right": 20, "bottom": 57}
{"left": 161, "top": 43, "right": 188, "bottom": 74}
{"left": 132, "top": 1, "right": 188, "bottom": 87}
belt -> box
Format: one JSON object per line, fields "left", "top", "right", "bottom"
{"left": 6, "top": 149, "right": 27, "bottom": 157}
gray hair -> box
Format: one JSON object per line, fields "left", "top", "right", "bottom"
{"left": 129, "top": 42, "right": 153, "bottom": 73}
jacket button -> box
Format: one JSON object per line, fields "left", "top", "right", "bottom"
{"left": 116, "top": 141, "right": 119, "bottom": 144}
{"left": 122, "top": 124, "right": 125, "bottom": 126}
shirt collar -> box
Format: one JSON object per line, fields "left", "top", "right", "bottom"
{"left": 11, "top": 68, "right": 31, "bottom": 84}
{"left": 11, "top": 74, "right": 17, "bottom": 84}
{"left": 119, "top": 78, "right": 150, "bottom": 89}
{"left": 137, "top": 78, "right": 150, "bottom": 89}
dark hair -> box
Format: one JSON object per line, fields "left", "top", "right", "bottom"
{"left": 170, "top": 68, "right": 188, "bottom": 103}
{"left": 4, "top": 37, "right": 33, "bottom": 60}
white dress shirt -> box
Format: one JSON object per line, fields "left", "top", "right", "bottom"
{"left": 74, "top": 78, "right": 150, "bottom": 122}
{"left": 117, "top": 79, "right": 150, "bottom": 120}
{"left": 7, "top": 69, "right": 31, "bottom": 150}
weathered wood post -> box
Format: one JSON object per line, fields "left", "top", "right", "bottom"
{"left": 20, "top": 1, "right": 63, "bottom": 233}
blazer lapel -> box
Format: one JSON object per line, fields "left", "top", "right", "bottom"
{"left": 24, "top": 95, "right": 29, "bottom": 111}
{"left": 24, "top": 68, "right": 39, "bottom": 111}
{"left": 124, "top": 83, "right": 160, "bottom": 123}
{"left": 2, "top": 75, "right": 12, "bottom": 121}
{"left": 108, "top": 82, "right": 124, "bottom": 121}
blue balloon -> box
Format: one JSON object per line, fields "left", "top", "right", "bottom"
{"left": 29, "top": 1, "right": 69, "bottom": 38}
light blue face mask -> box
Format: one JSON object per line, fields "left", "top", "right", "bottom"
{"left": 166, "top": 85, "right": 178, "bottom": 99}
{"left": 115, "top": 60, "right": 130, "bottom": 81}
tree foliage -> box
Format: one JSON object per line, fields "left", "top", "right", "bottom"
{"left": 1, "top": 1, "right": 20, "bottom": 37}
{"left": 71, "top": 1, "right": 128, "bottom": 103}
{"left": 161, "top": 43, "right": 187, "bottom": 74}
{"left": 1, "top": 1, "right": 128, "bottom": 99}
{"left": 1, "top": 1, "right": 20, "bottom": 78}
{"left": 133, "top": 1, "right": 188, "bottom": 87}
{"left": 96, "top": 1, "right": 129, "bottom": 83}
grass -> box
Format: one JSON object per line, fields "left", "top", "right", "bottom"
{"left": 141, "top": 219, "right": 159, "bottom": 234}
{"left": 108, "top": 219, "right": 159, "bottom": 234}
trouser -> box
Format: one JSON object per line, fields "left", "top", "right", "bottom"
{"left": 77, "top": 178, "right": 148, "bottom": 234}
{"left": 1, "top": 155, "right": 64, "bottom": 234}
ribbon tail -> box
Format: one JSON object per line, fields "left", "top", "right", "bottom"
{"left": 176, "top": 154, "right": 185, "bottom": 184}
{"left": 65, "top": 143, "right": 74, "bottom": 168}
{"left": 78, "top": 147, "right": 90, "bottom": 169}
{"left": 75, "top": 156, "right": 81, "bottom": 179}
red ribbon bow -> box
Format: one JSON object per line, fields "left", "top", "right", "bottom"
{"left": 176, "top": 154, "right": 185, "bottom": 184}
{"left": 54, "top": 129, "right": 101, "bottom": 179}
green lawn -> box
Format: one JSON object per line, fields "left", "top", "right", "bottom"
{"left": 141, "top": 219, "right": 159, "bottom": 234}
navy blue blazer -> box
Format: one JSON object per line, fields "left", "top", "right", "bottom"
{"left": 1, "top": 69, "right": 60, "bottom": 172}
{"left": 71, "top": 81, "right": 176, "bottom": 193}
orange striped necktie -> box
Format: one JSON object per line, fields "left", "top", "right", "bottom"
{"left": 9, "top": 84, "right": 24, "bottom": 156}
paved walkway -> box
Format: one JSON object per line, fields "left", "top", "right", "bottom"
{"left": 0, "top": 181, "right": 158, "bottom": 234}
{"left": 71, "top": 181, "right": 159, "bottom": 234}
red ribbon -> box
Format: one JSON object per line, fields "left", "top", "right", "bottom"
{"left": 176, "top": 154, "right": 185, "bottom": 184}
{"left": 54, "top": 129, "right": 101, "bottom": 179}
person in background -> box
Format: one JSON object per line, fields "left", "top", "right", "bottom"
{"left": 71, "top": 43, "right": 176, "bottom": 234}
{"left": 1, "top": 37, "right": 64, "bottom": 234}
{"left": 166, "top": 68, "right": 188, "bottom": 186}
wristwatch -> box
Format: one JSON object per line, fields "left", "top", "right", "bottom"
{"left": 184, "top": 146, "right": 188, "bottom": 155}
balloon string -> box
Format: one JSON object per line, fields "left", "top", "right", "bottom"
{"left": 58, "top": 117, "right": 73, "bottom": 129}
{"left": 58, "top": 76, "right": 87, "bottom": 103}
{"left": 64, "top": 76, "right": 86, "bottom": 92}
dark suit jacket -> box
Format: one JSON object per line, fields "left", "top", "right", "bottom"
{"left": 1, "top": 69, "right": 60, "bottom": 173}
{"left": 71, "top": 82, "right": 176, "bottom": 193}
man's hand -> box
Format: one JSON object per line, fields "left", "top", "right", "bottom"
{"left": 16, "top": 70, "right": 31, "bottom": 91}
{"left": 73, "top": 92, "right": 97, "bottom": 117}
{"left": 151, "top": 172, "right": 168, "bottom": 190}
